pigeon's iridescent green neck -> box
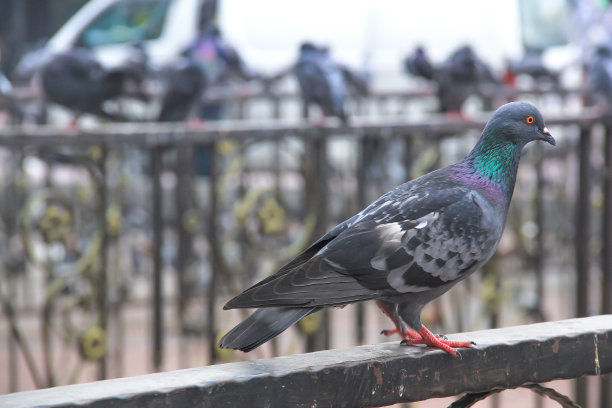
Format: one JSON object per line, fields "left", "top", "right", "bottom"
{"left": 457, "top": 128, "right": 524, "bottom": 208}
{"left": 469, "top": 141, "right": 521, "bottom": 185}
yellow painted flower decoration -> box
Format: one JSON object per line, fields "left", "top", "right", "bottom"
{"left": 257, "top": 197, "right": 286, "bottom": 235}
{"left": 37, "top": 204, "right": 72, "bottom": 243}
{"left": 79, "top": 326, "right": 107, "bottom": 361}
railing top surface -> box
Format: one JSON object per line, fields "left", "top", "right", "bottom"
{"left": 201, "top": 84, "right": 589, "bottom": 103}
{"left": 0, "top": 108, "right": 607, "bottom": 148}
{"left": 1, "top": 315, "right": 611, "bottom": 408}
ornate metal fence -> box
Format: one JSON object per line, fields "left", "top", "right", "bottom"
{"left": 0, "top": 89, "right": 611, "bottom": 406}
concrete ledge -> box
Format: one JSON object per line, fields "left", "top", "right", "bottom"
{"left": 1, "top": 316, "right": 611, "bottom": 408}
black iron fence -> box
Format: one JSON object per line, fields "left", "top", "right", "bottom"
{"left": 0, "top": 88, "right": 611, "bottom": 407}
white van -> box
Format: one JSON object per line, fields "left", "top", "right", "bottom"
{"left": 16, "top": 0, "right": 576, "bottom": 82}
{"left": 15, "top": 0, "right": 203, "bottom": 79}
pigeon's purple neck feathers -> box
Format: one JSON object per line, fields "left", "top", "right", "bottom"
{"left": 450, "top": 124, "right": 524, "bottom": 208}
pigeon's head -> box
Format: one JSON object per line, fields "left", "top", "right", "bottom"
{"left": 300, "top": 42, "right": 318, "bottom": 53}
{"left": 595, "top": 45, "right": 612, "bottom": 59}
{"left": 484, "top": 101, "right": 555, "bottom": 148}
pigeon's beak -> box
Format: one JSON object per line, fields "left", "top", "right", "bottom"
{"left": 539, "top": 127, "right": 556, "bottom": 146}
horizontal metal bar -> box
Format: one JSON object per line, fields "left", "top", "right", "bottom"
{"left": 1, "top": 315, "right": 610, "bottom": 408}
{"left": 190, "top": 84, "right": 593, "bottom": 105}
{"left": 11, "top": 83, "right": 588, "bottom": 105}
{"left": 0, "top": 108, "right": 607, "bottom": 147}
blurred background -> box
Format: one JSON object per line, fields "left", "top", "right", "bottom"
{"left": 1, "top": 0, "right": 612, "bottom": 407}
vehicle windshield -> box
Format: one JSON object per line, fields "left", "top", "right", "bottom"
{"left": 77, "top": 0, "right": 171, "bottom": 47}
{"left": 519, "top": 0, "right": 571, "bottom": 51}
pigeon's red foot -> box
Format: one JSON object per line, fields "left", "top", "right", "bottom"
{"left": 187, "top": 118, "right": 205, "bottom": 128}
{"left": 445, "top": 111, "right": 473, "bottom": 122}
{"left": 400, "top": 325, "right": 473, "bottom": 357}
{"left": 68, "top": 116, "right": 79, "bottom": 129}
{"left": 309, "top": 116, "right": 326, "bottom": 127}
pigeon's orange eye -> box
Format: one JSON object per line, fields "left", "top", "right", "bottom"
{"left": 526, "top": 115, "right": 535, "bottom": 124}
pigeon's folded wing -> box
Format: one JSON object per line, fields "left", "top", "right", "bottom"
{"left": 225, "top": 184, "right": 501, "bottom": 309}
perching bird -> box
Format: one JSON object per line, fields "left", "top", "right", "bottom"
{"left": 158, "top": 57, "right": 207, "bottom": 122}
{"left": 41, "top": 49, "right": 129, "bottom": 124}
{"left": 587, "top": 45, "right": 612, "bottom": 105}
{"left": 436, "top": 45, "right": 496, "bottom": 114}
{"left": 404, "top": 46, "right": 436, "bottom": 81}
{"left": 294, "top": 42, "right": 349, "bottom": 123}
{"left": 502, "top": 53, "right": 559, "bottom": 87}
{"left": 219, "top": 101, "right": 555, "bottom": 356}
{"left": 0, "top": 71, "right": 25, "bottom": 124}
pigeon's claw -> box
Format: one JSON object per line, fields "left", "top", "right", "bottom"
{"left": 399, "top": 325, "right": 472, "bottom": 357}
{"left": 380, "top": 329, "right": 400, "bottom": 336}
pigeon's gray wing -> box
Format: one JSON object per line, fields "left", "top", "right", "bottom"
{"left": 332, "top": 189, "right": 503, "bottom": 296}
{"left": 159, "top": 58, "right": 206, "bottom": 122}
{"left": 589, "top": 58, "right": 612, "bottom": 102}
{"left": 404, "top": 51, "right": 436, "bottom": 80}
{"left": 225, "top": 181, "right": 502, "bottom": 309}
{"left": 296, "top": 55, "right": 346, "bottom": 120}
{"left": 295, "top": 58, "right": 329, "bottom": 103}
{"left": 322, "top": 63, "right": 347, "bottom": 119}
{"left": 340, "top": 64, "right": 369, "bottom": 95}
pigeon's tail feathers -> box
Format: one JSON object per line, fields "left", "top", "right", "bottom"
{"left": 218, "top": 307, "right": 319, "bottom": 352}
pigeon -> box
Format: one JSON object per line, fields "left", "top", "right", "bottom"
{"left": 436, "top": 45, "right": 496, "bottom": 114}
{"left": 41, "top": 49, "right": 129, "bottom": 123}
{"left": 0, "top": 71, "right": 25, "bottom": 124}
{"left": 158, "top": 57, "right": 207, "bottom": 122}
{"left": 219, "top": 101, "right": 555, "bottom": 356}
{"left": 294, "top": 42, "right": 349, "bottom": 123}
{"left": 404, "top": 46, "right": 436, "bottom": 81}
{"left": 189, "top": 25, "right": 257, "bottom": 85}
{"left": 502, "top": 53, "right": 559, "bottom": 87}
{"left": 587, "top": 45, "right": 612, "bottom": 105}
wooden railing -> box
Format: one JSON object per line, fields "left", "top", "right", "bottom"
{"left": 0, "top": 316, "right": 610, "bottom": 407}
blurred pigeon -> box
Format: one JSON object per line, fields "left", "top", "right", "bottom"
{"left": 404, "top": 46, "right": 436, "bottom": 81}
{"left": 339, "top": 63, "right": 370, "bottom": 98}
{"left": 0, "top": 72, "right": 25, "bottom": 123}
{"left": 219, "top": 101, "right": 555, "bottom": 356}
{"left": 502, "top": 53, "right": 559, "bottom": 86}
{"left": 158, "top": 57, "right": 207, "bottom": 122}
{"left": 189, "top": 25, "right": 257, "bottom": 86}
{"left": 437, "top": 45, "right": 496, "bottom": 114}
{"left": 294, "top": 42, "right": 349, "bottom": 123}
{"left": 587, "top": 45, "right": 612, "bottom": 105}
{"left": 41, "top": 49, "right": 130, "bottom": 124}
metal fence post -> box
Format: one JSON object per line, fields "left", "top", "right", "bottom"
{"left": 175, "top": 142, "right": 193, "bottom": 367}
{"left": 602, "top": 121, "right": 612, "bottom": 408}
{"left": 575, "top": 125, "right": 592, "bottom": 407}
{"left": 96, "top": 144, "right": 108, "bottom": 380}
{"left": 206, "top": 143, "right": 219, "bottom": 364}
{"left": 151, "top": 146, "right": 164, "bottom": 371}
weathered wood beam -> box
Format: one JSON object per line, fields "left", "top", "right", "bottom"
{"left": 1, "top": 316, "right": 610, "bottom": 408}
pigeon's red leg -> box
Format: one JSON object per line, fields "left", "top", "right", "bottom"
{"left": 187, "top": 118, "right": 205, "bottom": 128}
{"left": 376, "top": 301, "right": 405, "bottom": 337}
{"left": 68, "top": 115, "right": 79, "bottom": 129}
{"left": 400, "top": 325, "right": 473, "bottom": 357}
{"left": 309, "top": 115, "right": 326, "bottom": 127}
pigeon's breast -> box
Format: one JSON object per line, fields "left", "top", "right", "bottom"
{"left": 447, "top": 171, "right": 507, "bottom": 210}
